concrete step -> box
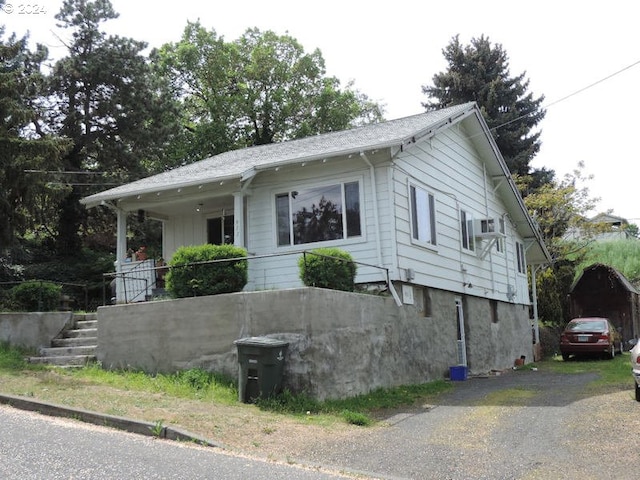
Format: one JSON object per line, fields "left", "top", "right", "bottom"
{"left": 51, "top": 337, "right": 97, "bottom": 348}
{"left": 40, "top": 345, "right": 97, "bottom": 357}
{"left": 64, "top": 328, "right": 97, "bottom": 339}
{"left": 75, "top": 320, "right": 97, "bottom": 329}
{"left": 28, "top": 355, "right": 96, "bottom": 367}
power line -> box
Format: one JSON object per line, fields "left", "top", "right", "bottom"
{"left": 489, "top": 58, "right": 640, "bottom": 135}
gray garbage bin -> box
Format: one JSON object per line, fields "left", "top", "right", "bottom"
{"left": 234, "top": 336, "right": 289, "bottom": 403}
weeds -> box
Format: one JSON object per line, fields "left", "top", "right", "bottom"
{"left": 151, "top": 419, "right": 164, "bottom": 437}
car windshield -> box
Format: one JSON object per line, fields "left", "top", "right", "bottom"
{"left": 567, "top": 320, "right": 606, "bottom": 332}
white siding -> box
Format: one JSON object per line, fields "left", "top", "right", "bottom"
{"left": 163, "top": 214, "right": 206, "bottom": 261}
{"left": 244, "top": 154, "right": 391, "bottom": 290}
{"left": 391, "top": 125, "right": 530, "bottom": 305}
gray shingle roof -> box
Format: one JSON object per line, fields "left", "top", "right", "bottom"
{"left": 81, "top": 103, "right": 476, "bottom": 206}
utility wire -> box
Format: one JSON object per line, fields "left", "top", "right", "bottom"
{"left": 488, "top": 59, "right": 640, "bottom": 135}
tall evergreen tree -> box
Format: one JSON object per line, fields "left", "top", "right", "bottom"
{"left": 48, "top": 0, "right": 181, "bottom": 255}
{"left": 0, "top": 16, "right": 70, "bottom": 252}
{"left": 422, "top": 35, "right": 548, "bottom": 180}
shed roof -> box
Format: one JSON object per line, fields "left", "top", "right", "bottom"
{"left": 571, "top": 263, "right": 639, "bottom": 294}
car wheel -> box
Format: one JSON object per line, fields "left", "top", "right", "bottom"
{"left": 636, "top": 383, "right": 640, "bottom": 402}
{"left": 561, "top": 352, "right": 569, "bottom": 361}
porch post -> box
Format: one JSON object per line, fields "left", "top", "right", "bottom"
{"left": 116, "top": 208, "right": 128, "bottom": 264}
{"left": 233, "top": 192, "right": 245, "bottom": 248}
{"left": 114, "top": 208, "right": 128, "bottom": 303}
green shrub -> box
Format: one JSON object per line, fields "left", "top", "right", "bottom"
{"left": 165, "top": 244, "right": 248, "bottom": 298}
{"left": 9, "top": 281, "right": 62, "bottom": 312}
{"left": 298, "top": 248, "right": 357, "bottom": 292}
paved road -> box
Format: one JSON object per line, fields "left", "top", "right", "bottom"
{"left": 0, "top": 405, "right": 350, "bottom": 480}
{"left": 293, "top": 369, "right": 640, "bottom": 480}
{"left": 2, "top": 369, "right": 638, "bottom": 480}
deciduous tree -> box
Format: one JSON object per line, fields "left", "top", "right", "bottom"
{"left": 156, "top": 23, "right": 384, "bottom": 162}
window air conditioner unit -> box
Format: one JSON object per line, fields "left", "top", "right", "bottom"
{"left": 474, "top": 218, "right": 504, "bottom": 238}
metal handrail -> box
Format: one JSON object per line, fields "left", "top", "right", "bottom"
{"left": 102, "top": 250, "right": 392, "bottom": 306}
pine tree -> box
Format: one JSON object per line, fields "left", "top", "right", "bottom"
{"left": 0, "top": 23, "right": 70, "bottom": 251}
{"left": 422, "top": 35, "right": 547, "bottom": 178}
{"left": 48, "top": 0, "right": 181, "bottom": 254}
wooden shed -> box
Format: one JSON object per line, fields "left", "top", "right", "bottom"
{"left": 569, "top": 263, "right": 640, "bottom": 343}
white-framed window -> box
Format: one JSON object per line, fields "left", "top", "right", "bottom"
{"left": 410, "top": 184, "right": 437, "bottom": 245}
{"left": 276, "top": 181, "right": 361, "bottom": 247}
{"left": 495, "top": 217, "right": 506, "bottom": 253}
{"left": 516, "top": 241, "right": 526, "bottom": 273}
{"left": 460, "top": 209, "right": 474, "bottom": 251}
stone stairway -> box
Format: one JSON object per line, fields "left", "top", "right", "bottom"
{"left": 29, "top": 313, "right": 98, "bottom": 368}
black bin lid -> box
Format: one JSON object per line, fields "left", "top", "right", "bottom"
{"left": 234, "top": 336, "right": 289, "bottom": 348}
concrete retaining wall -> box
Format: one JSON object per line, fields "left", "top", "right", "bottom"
{"left": 0, "top": 312, "right": 72, "bottom": 350}
{"left": 97, "top": 287, "right": 533, "bottom": 400}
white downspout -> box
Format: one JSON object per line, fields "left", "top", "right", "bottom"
{"left": 531, "top": 263, "right": 541, "bottom": 346}
{"left": 483, "top": 163, "right": 496, "bottom": 293}
{"left": 361, "top": 152, "right": 402, "bottom": 306}
{"left": 360, "top": 152, "right": 383, "bottom": 267}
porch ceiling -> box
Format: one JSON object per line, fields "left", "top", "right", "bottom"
{"left": 114, "top": 180, "right": 239, "bottom": 218}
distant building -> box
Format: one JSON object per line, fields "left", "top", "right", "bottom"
{"left": 564, "top": 213, "right": 632, "bottom": 241}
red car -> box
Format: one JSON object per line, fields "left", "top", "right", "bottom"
{"left": 559, "top": 317, "right": 623, "bottom": 361}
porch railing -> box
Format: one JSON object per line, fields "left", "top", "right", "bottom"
{"left": 102, "top": 250, "right": 398, "bottom": 306}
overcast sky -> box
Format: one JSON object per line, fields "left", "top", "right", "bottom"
{"left": 4, "top": 0, "right": 640, "bottom": 222}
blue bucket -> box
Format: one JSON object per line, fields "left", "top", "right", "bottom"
{"left": 449, "top": 365, "right": 468, "bottom": 381}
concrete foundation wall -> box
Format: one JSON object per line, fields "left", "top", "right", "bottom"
{"left": 97, "top": 287, "right": 533, "bottom": 400}
{"left": 0, "top": 312, "right": 71, "bottom": 350}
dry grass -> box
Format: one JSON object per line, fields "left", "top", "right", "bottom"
{"left": 0, "top": 367, "right": 368, "bottom": 462}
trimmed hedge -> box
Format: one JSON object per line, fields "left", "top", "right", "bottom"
{"left": 298, "top": 248, "right": 357, "bottom": 292}
{"left": 7, "top": 281, "right": 62, "bottom": 312}
{"left": 165, "top": 244, "right": 248, "bottom": 298}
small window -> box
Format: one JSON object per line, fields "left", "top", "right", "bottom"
{"left": 276, "top": 181, "right": 361, "bottom": 247}
{"left": 460, "top": 210, "right": 474, "bottom": 251}
{"left": 422, "top": 288, "right": 432, "bottom": 317}
{"left": 516, "top": 241, "right": 526, "bottom": 273}
{"left": 495, "top": 218, "right": 506, "bottom": 253}
{"left": 490, "top": 299, "right": 499, "bottom": 323}
{"left": 410, "top": 185, "right": 436, "bottom": 245}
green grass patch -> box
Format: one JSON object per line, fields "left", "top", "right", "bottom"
{"left": 534, "top": 352, "right": 633, "bottom": 392}
{"left": 70, "top": 364, "right": 239, "bottom": 404}
{"left": 0, "top": 342, "right": 41, "bottom": 371}
{"left": 256, "top": 380, "right": 453, "bottom": 426}
{"left": 479, "top": 387, "right": 537, "bottom": 406}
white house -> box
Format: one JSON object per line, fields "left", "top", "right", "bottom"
{"left": 82, "top": 103, "right": 551, "bottom": 373}
{"left": 82, "top": 101, "right": 549, "bottom": 299}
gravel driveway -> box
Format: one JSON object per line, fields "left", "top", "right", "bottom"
{"left": 291, "top": 368, "right": 639, "bottom": 480}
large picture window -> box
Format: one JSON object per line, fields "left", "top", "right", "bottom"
{"left": 410, "top": 185, "right": 436, "bottom": 245}
{"left": 276, "top": 181, "right": 361, "bottom": 246}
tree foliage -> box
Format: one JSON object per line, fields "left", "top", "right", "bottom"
{"left": 156, "top": 23, "right": 384, "bottom": 162}
{"left": 48, "top": 0, "right": 182, "bottom": 254}
{"left": 0, "top": 25, "right": 70, "bottom": 250}
{"left": 422, "top": 35, "right": 548, "bottom": 181}
{"left": 516, "top": 161, "right": 601, "bottom": 260}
